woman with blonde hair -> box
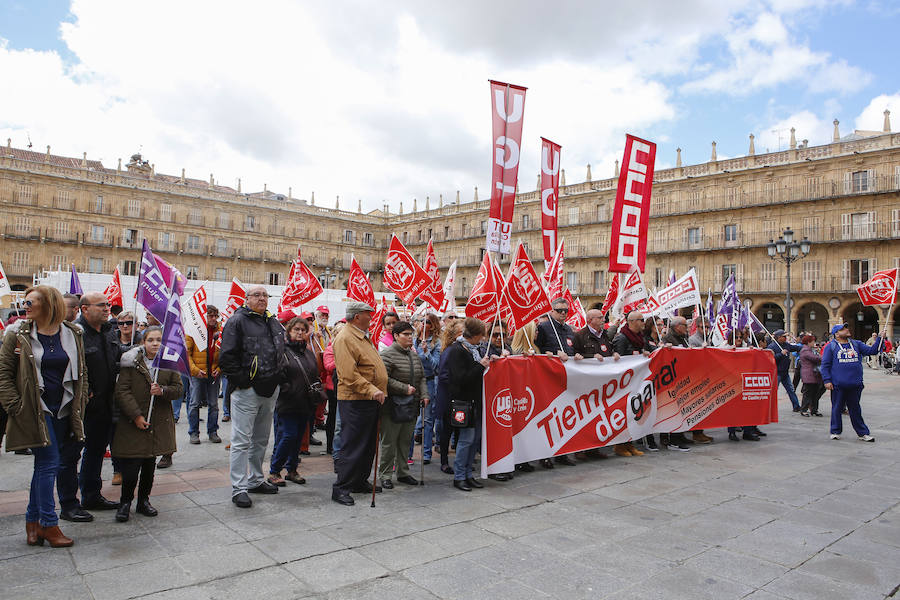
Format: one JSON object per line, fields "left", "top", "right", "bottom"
{"left": 510, "top": 322, "right": 537, "bottom": 355}
{"left": 0, "top": 286, "right": 88, "bottom": 547}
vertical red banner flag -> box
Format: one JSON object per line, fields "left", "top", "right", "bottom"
{"left": 383, "top": 235, "right": 433, "bottom": 305}
{"left": 503, "top": 243, "right": 552, "bottom": 329}
{"left": 420, "top": 239, "right": 445, "bottom": 311}
{"left": 540, "top": 138, "right": 561, "bottom": 263}
{"left": 609, "top": 134, "right": 656, "bottom": 273}
{"left": 347, "top": 255, "right": 377, "bottom": 308}
{"left": 487, "top": 80, "right": 527, "bottom": 255}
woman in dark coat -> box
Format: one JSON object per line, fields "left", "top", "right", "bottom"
{"left": 798, "top": 334, "right": 824, "bottom": 417}
{"left": 268, "top": 317, "right": 320, "bottom": 486}
{"left": 112, "top": 327, "right": 183, "bottom": 522}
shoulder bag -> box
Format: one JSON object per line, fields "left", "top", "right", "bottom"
{"left": 388, "top": 349, "right": 419, "bottom": 423}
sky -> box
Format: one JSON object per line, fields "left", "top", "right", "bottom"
{"left": 1, "top": 0, "right": 898, "bottom": 213}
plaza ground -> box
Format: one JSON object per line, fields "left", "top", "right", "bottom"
{"left": 0, "top": 370, "right": 898, "bottom": 599}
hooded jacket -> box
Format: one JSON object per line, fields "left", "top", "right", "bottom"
{"left": 820, "top": 336, "right": 881, "bottom": 388}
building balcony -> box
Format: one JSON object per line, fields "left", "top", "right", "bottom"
{"left": 2, "top": 225, "right": 40, "bottom": 240}
{"left": 45, "top": 230, "right": 80, "bottom": 244}
{"left": 82, "top": 233, "right": 113, "bottom": 247}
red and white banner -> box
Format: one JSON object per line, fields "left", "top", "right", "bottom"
{"left": 564, "top": 290, "right": 587, "bottom": 330}
{"left": 711, "top": 313, "right": 731, "bottom": 347}
{"left": 466, "top": 253, "right": 500, "bottom": 322}
{"left": 221, "top": 279, "right": 246, "bottom": 322}
{"left": 420, "top": 239, "right": 445, "bottom": 311}
{"left": 103, "top": 266, "right": 124, "bottom": 309}
{"left": 369, "top": 297, "right": 388, "bottom": 346}
{"left": 857, "top": 268, "right": 898, "bottom": 306}
{"left": 482, "top": 347, "right": 777, "bottom": 475}
{"left": 540, "top": 138, "right": 561, "bottom": 263}
{"left": 348, "top": 255, "right": 376, "bottom": 308}
{"left": 655, "top": 268, "right": 701, "bottom": 315}
{"left": 491, "top": 259, "right": 516, "bottom": 333}
{"left": 609, "top": 134, "right": 656, "bottom": 273}
{"left": 438, "top": 260, "right": 457, "bottom": 314}
{"left": 181, "top": 285, "right": 209, "bottom": 346}
{"left": 599, "top": 274, "right": 620, "bottom": 317}
{"left": 503, "top": 243, "right": 552, "bottom": 329}
{"left": 541, "top": 240, "right": 564, "bottom": 301}
{"left": 279, "top": 258, "right": 323, "bottom": 311}
{"left": 487, "top": 80, "right": 527, "bottom": 254}
{"left": 0, "top": 260, "right": 11, "bottom": 297}
{"left": 384, "top": 235, "right": 433, "bottom": 304}
{"left": 612, "top": 268, "right": 648, "bottom": 317}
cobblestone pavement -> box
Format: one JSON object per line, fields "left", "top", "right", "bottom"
{"left": 1, "top": 370, "right": 898, "bottom": 599}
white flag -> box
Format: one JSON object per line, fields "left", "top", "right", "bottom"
{"left": 655, "top": 268, "right": 701, "bottom": 315}
{"left": 181, "top": 285, "right": 209, "bottom": 347}
{"left": 0, "top": 261, "right": 11, "bottom": 297}
{"left": 438, "top": 260, "right": 458, "bottom": 313}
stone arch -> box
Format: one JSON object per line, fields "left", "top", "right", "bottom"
{"left": 755, "top": 302, "right": 784, "bottom": 331}
{"left": 795, "top": 301, "right": 829, "bottom": 340}
{"left": 840, "top": 302, "right": 880, "bottom": 341}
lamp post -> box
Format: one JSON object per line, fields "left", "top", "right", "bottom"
{"left": 767, "top": 227, "right": 812, "bottom": 332}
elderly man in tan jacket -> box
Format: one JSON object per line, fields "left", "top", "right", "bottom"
{"left": 331, "top": 301, "right": 388, "bottom": 506}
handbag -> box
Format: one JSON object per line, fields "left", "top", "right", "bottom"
{"left": 290, "top": 349, "right": 326, "bottom": 410}
{"left": 389, "top": 394, "right": 418, "bottom": 423}
{"left": 449, "top": 398, "right": 475, "bottom": 428}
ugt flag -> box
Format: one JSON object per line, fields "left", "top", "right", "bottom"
{"left": 857, "top": 268, "right": 898, "bottom": 306}
{"left": 384, "top": 235, "right": 432, "bottom": 304}
{"left": 420, "top": 239, "right": 445, "bottom": 311}
{"left": 152, "top": 292, "right": 191, "bottom": 376}
{"left": 103, "top": 265, "right": 124, "bottom": 309}
{"left": 503, "top": 243, "right": 552, "bottom": 329}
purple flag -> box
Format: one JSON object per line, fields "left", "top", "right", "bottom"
{"left": 747, "top": 309, "right": 766, "bottom": 334}
{"left": 137, "top": 240, "right": 170, "bottom": 324}
{"left": 152, "top": 292, "right": 190, "bottom": 376}
{"left": 155, "top": 255, "right": 187, "bottom": 297}
{"left": 737, "top": 304, "right": 749, "bottom": 330}
{"left": 69, "top": 264, "right": 83, "bottom": 295}
{"left": 719, "top": 273, "right": 738, "bottom": 328}
{"left": 706, "top": 288, "right": 715, "bottom": 322}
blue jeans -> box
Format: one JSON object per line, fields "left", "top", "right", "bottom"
{"left": 270, "top": 411, "right": 304, "bottom": 474}
{"left": 27, "top": 414, "right": 66, "bottom": 526}
{"left": 830, "top": 385, "right": 869, "bottom": 436}
{"left": 172, "top": 374, "right": 191, "bottom": 421}
{"left": 778, "top": 373, "right": 800, "bottom": 410}
{"left": 332, "top": 404, "right": 343, "bottom": 460}
{"left": 453, "top": 421, "right": 481, "bottom": 481}
{"left": 221, "top": 376, "right": 231, "bottom": 417}
{"left": 188, "top": 376, "right": 220, "bottom": 435}
{"left": 410, "top": 380, "right": 437, "bottom": 460}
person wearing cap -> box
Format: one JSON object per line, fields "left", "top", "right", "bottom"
{"left": 766, "top": 329, "right": 802, "bottom": 413}
{"left": 331, "top": 301, "right": 388, "bottom": 506}
{"left": 821, "top": 323, "right": 884, "bottom": 442}
{"left": 313, "top": 305, "right": 332, "bottom": 348}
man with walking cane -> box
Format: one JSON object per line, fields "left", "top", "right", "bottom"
{"left": 332, "top": 302, "right": 387, "bottom": 506}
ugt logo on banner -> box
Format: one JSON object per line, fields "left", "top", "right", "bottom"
{"left": 609, "top": 134, "right": 657, "bottom": 273}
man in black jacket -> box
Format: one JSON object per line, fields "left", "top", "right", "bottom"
{"left": 66, "top": 292, "right": 122, "bottom": 521}
{"left": 219, "top": 286, "right": 286, "bottom": 508}
{"left": 572, "top": 310, "right": 618, "bottom": 359}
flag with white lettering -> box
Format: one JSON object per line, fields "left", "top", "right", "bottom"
{"left": 541, "top": 240, "right": 565, "bottom": 301}
{"left": 465, "top": 253, "right": 500, "bottom": 322}
{"left": 599, "top": 273, "right": 619, "bottom": 317}
{"left": 503, "top": 243, "right": 552, "bottom": 329}
{"left": 857, "top": 268, "right": 898, "bottom": 306}
{"left": 103, "top": 265, "right": 124, "bottom": 309}
{"left": 181, "top": 285, "right": 209, "bottom": 347}
{"left": 420, "top": 239, "right": 445, "bottom": 311}
{"left": 220, "top": 279, "right": 246, "bottom": 322}
{"left": 655, "top": 268, "right": 701, "bottom": 316}
{"left": 152, "top": 292, "right": 191, "bottom": 376}
{"left": 0, "top": 260, "right": 13, "bottom": 297}
{"left": 137, "top": 240, "right": 170, "bottom": 324}
{"left": 612, "top": 267, "right": 648, "bottom": 317}
{"left": 487, "top": 80, "right": 527, "bottom": 254}
{"left": 279, "top": 258, "right": 323, "bottom": 311}
{"left": 347, "top": 256, "right": 376, "bottom": 308}
{"left": 564, "top": 289, "right": 587, "bottom": 330}
{"left": 540, "top": 138, "right": 561, "bottom": 262}
{"left": 438, "top": 260, "right": 458, "bottom": 314}
{"left": 384, "top": 235, "right": 432, "bottom": 304}
{"left": 609, "top": 134, "right": 656, "bottom": 273}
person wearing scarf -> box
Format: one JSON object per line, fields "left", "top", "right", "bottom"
{"left": 610, "top": 311, "right": 648, "bottom": 458}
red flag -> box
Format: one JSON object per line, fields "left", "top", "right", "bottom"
{"left": 383, "top": 235, "right": 432, "bottom": 304}
{"left": 503, "top": 243, "right": 552, "bottom": 329}
{"left": 368, "top": 297, "right": 387, "bottom": 346}
{"left": 347, "top": 256, "right": 376, "bottom": 308}
{"left": 599, "top": 274, "right": 620, "bottom": 317}
{"left": 564, "top": 289, "right": 586, "bottom": 329}
{"left": 103, "top": 266, "right": 124, "bottom": 308}
{"left": 487, "top": 80, "right": 527, "bottom": 254}
{"left": 689, "top": 306, "right": 700, "bottom": 336}
{"left": 221, "top": 278, "right": 247, "bottom": 322}
{"left": 279, "top": 258, "right": 323, "bottom": 311}
{"left": 465, "top": 253, "right": 500, "bottom": 322}
{"left": 541, "top": 240, "right": 565, "bottom": 301}
{"left": 420, "top": 239, "right": 445, "bottom": 311}
{"left": 615, "top": 268, "right": 650, "bottom": 316}
{"left": 609, "top": 134, "right": 656, "bottom": 273}
{"left": 540, "top": 138, "right": 561, "bottom": 263}
{"left": 857, "top": 268, "right": 898, "bottom": 306}
{"left": 491, "top": 258, "right": 516, "bottom": 334}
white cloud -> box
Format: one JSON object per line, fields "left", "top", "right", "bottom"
{"left": 756, "top": 110, "right": 834, "bottom": 151}
{"left": 854, "top": 92, "right": 900, "bottom": 131}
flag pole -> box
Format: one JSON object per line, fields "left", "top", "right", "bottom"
{"left": 697, "top": 303, "right": 707, "bottom": 342}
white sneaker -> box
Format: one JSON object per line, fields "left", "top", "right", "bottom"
{"left": 858, "top": 434, "right": 875, "bottom": 442}
{"left": 829, "top": 434, "right": 841, "bottom": 440}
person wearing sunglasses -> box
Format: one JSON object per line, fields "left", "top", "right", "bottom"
{"left": 114, "top": 311, "right": 142, "bottom": 352}
{"left": 535, "top": 297, "right": 582, "bottom": 467}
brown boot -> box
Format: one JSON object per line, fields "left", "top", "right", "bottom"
{"left": 627, "top": 442, "right": 644, "bottom": 456}
{"left": 40, "top": 525, "right": 73, "bottom": 548}
{"left": 692, "top": 432, "right": 713, "bottom": 444}
{"left": 614, "top": 444, "right": 632, "bottom": 457}
{"left": 26, "top": 522, "right": 43, "bottom": 546}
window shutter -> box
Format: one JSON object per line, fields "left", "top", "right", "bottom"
{"left": 895, "top": 166, "right": 900, "bottom": 188}
{"left": 842, "top": 259, "right": 849, "bottom": 290}
{"left": 892, "top": 209, "right": 900, "bottom": 236}
{"left": 867, "top": 169, "right": 876, "bottom": 192}
{"left": 870, "top": 257, "right": 877, "bottom": 272}
{"left": 841, "top": 213, "right": 851, "bottom": 240}
{"left": 714, "top": 264, "right": 722, "bottom": 290}
{"left": 736, "top": 264, "right": 744, "bottom": 292}
{"left": 843, "top": 172, "right": 851, "bottom": 194}
{"left": 867, "top": 211, "right": 877, "bottom": 237}
{"left": 699, "top": 226, "right": 705, "bottom": 249}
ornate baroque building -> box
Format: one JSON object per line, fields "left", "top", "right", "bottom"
{"left": 2, "top": 114, "right": 899, "bottom": 341}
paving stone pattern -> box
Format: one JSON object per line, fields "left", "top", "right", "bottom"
{"left": 1, "top": 371, "right": 898, "bottom": 599}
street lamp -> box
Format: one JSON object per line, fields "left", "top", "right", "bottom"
{"left": 767, "top": 227, "right": 812, "bottom": 332}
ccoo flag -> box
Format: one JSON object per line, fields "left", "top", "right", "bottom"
{"left": 152, "top": 292, "right": 191, "bottom": 376}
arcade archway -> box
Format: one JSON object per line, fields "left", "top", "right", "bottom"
{"left": 841, "top": 303, "right": 879, "bottom": 341}
{"left": 756, "top": 303, "right": 784, "bottom": 332}
{"left": 795, "top": 302, "right": 829, "bottom": 340}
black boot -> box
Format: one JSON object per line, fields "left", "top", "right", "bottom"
{"left": 116, "top": 502, "right": 131, "bottom": 522}
{"left": 136, "top": 498, "right": 158, "bottom": 517}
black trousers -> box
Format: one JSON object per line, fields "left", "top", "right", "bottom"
{"left": 332, "top": 400, "right": 379, "bottom": 496}
{"left": 325, "top": 389, "right": 337, "bottom": 454}
{"left": 801, "top": 382, "right": 825, "bottom": 414}
{"left": 117, "top": 457, "right": 156, "bottom": 504}
{"left": 80, "top": 409, "right": 114, "bottom": 504}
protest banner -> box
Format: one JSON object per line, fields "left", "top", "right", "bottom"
{"left": 487, "top": 80, "right": 527, "bottom": 254}
{"left": 540, "top": 138, "right": 561, "bottom": 263}
{"left": 481, "top": 347, "right": 777, "bottom": 476}
{"left": 103, "top": 265, "right": 124, "bottom": 308}
{"left": 181, "top": 285, "right": 209, "bottom": 346}
{"left": 609, "top": 134, "right": 656, "bottom": 273}
{"left": 420, "top": 239, "right": 445, "bottom": 311}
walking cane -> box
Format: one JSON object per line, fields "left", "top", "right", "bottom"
{"left": 370, "top": 415, "right": 381, "bottom": 508}
{"left": 419, "top": 400, "right": 426, "bottom": 486}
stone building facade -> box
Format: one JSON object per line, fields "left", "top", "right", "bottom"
{"left": 2, "top": 115, "right": 899, "bottom": 341}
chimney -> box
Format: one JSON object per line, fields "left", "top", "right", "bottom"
{"left": 473, "top": 186, "right": 477, "bottom": 202}
{"left": 585, "top": 163, "right": 592, "bottom": 182}
{"left": 425, "top": 195, "right": 430, "bottom": 210}
{"left": 117, "top": 158, "right": 122, "bottom": 172}
{"left": 833, "top": 119, "right": 840, "bottom": 142}
{"left": 81, "top": 152, "right": 87, "bottom": 168}
{"left": 357, "top": 198, "right": 362, "bottom": 213}
{"left": 237, "top": 178, "right": 242, "bottom": 192}
{"left": 180, "top": 168, "right": 185, "bottom": 184}
{"left": 748, "top": 135, "right": 755, "bottom": 156}
{"left": 710, "top": 141, "right": 717, "bottom": 162}
{"left": 46, "top": 145, "right": 51, "bottom": 162}
{"left": 400, "top": 200, "right": 404, "bottom": 214}
{"left": 336, "top": 195, "right": 340, "bottom": 210}
{"left": 412, "top": 197, "right": 417, "bottom": 212}
{"left": 209, "top": 173, "right": 214, "bottom": 189}
{"left": 311, "top": 191, "right": 315, "bottom": 205}
{"left": 614, "top": 159, "right": 619, "bottom": 177}
{"left": 263, "top": 183, "right": 267, "bottom": 193}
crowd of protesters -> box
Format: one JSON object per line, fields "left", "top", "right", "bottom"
{"left": 0, "top": 286, "right": 890, "bottom": 545}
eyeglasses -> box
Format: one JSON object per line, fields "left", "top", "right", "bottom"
{"left": 554, "top": 308, "right": 569, "bottom": 314}
{"left": 628, "top": 317, "right": 645, "bottom": 322}
{"left": 118, "top": 321, "right": 134, "bottom": 327}
{"left": 88, "top": 302, "right": 110, "bottom": 308}
{"left": 248, "top": 292, "right": 269, "bottom": 298}
{"left": 491, "top": 332, "right": 505, "bottom": 338}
